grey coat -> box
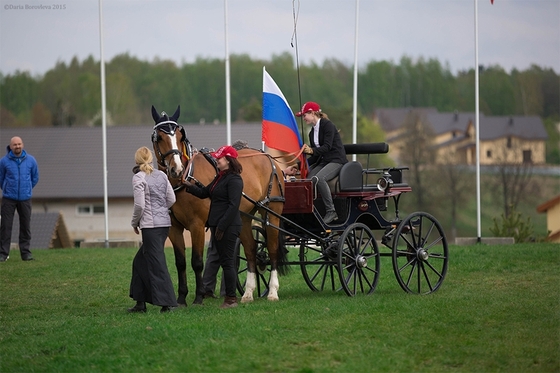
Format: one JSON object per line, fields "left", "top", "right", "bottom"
{"left": 131, "top": 169, "right": 175, "bottom": 229}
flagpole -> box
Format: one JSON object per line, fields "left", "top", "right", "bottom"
{"left": 474, "top": 0, "right": 482, "bottom": 242}
{"left": 352, "top": 0, "right": 360, "bottom": 162}
{"left": 98, "top": 0, "right": 109, "bottom": 248}
{"left": 224, "top": 0, "right": 231, "bottom": 145}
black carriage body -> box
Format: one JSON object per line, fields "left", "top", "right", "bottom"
{"left": 281, "top": 142, "right": 411, "bottom": 236}
{"left": 236, "top": 143, "right": 449, "bottom": 297}
{"left": 282, "top": 179, "right": 411, "bottom": 236}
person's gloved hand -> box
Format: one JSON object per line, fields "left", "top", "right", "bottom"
{"left": 182, "top": 179, "right": 195, "bottom": 191}
{"left": 215, "top": 229, "right": 224, "bottom": 241}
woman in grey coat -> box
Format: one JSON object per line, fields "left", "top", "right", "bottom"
{"left": 128, "top": 147, "right": 178, "bottom": 313}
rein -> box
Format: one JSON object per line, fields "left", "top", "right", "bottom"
{"left": 269, "top": 148, "right": 305, "bottom": 165}
{"left": 237, "top": 148, "right": 304, "bottom": 167}
{"left": 184, "top": 148, "right": 285, "bottom": 206}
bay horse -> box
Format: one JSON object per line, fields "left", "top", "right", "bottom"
{"left": 151, "top": 105, "right": 287, "bottom": 305}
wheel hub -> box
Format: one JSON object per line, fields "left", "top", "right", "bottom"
{"left": 356, "top": 255, "right": 368, "bottom": 268}
{"left": 417, "top": 248, "right": 429, "bottom": 261}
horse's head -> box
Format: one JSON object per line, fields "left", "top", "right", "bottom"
{"left": 151, "top": 105, "right": 191, "bottom": 179}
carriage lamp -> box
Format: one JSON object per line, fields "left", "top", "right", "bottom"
{"left": 376, "top": 173, "right": 394, "bottom": 192}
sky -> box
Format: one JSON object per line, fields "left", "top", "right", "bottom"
{"left": 0, "top": 0, "right": 558, "bottom": 77}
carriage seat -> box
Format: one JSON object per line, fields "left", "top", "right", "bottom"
{"left": 327, "top": 161, "right": 379, "bottom": 194}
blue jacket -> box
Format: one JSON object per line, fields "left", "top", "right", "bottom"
{"left": 0, "top": 145, "right": 39, "bottom": 201}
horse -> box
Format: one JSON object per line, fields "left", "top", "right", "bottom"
{"left": 150, "top": 105, "right": 287, "bottom": 305}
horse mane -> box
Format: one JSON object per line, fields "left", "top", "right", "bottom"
{"left": 232, "top": 140, "right": 249, "bottom": 150}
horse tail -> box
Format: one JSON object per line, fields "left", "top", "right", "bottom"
{"left": 276, "top": 224, "right": 291, "bottom": 276}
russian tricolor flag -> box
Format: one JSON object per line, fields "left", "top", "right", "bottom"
{"left": 262, "top": 67, "right": 307, "bottom": 177}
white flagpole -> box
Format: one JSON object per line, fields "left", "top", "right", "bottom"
{"left": 474, "top": 0, "right": 481, "bottom": 242}
{"left": 224, "top": 0, "right": 232, "bottom": 145}
{"left": 352, "top": 0, "right": 360, "bottom": 162}
{"left": 98, "top": 0, "right": 109, "bottom": 248}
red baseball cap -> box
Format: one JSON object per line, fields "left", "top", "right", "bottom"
{"left": 295, "top": 101, "right": 321, "bottom": 117}
{"left": 211, "top": 145, "right": 238, "bottom": 159}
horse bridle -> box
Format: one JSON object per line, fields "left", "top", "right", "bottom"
{"left": 151, "top": 120, "right": 193, "bottom": 178}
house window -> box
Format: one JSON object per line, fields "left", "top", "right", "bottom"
{"left": 77, "top": 204, "right": 105, "bottom": 216}
{"left": 522, "top": 150, "right": 532, "bottom": 164}
{"left": 486, "top": 150, "right": 492, "bottom": 158}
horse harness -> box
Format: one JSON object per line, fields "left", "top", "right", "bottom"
{"left": 185, "top": 148, "right": 286, "bottom": 209}
{"left": 151, "top": 119, "right": 193, "bottom": 178}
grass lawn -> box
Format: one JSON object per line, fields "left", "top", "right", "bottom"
{"left": 0, "top": 243, "right": 558, "bottom": 372}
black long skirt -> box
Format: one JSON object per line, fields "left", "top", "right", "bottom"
{"left": 129, "top": 226, "right": 177, "bottom": 307}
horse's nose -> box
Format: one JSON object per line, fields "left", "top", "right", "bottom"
{"left": 170, "top": 165, "right": 183, "bottom": 179}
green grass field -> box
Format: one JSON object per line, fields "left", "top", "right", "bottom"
{"left": 0, "top": 243, "right": 558, "bottom": 372}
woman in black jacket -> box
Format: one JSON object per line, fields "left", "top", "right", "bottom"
{"left": 296, "top": 101, "right": 348, "bottom": 224}
{"left": 184, "top": 145, "right": 243, "bottom": 308}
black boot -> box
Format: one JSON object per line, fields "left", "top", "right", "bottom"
{"left": 127, "top": 301, "right": 146, "bottom": 313}
{"left": 160, "top": 306, "right": 175, "bottom": 313}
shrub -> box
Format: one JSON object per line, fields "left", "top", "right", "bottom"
{"left": 489, "top": 206, "right": 535, "bottom": 243}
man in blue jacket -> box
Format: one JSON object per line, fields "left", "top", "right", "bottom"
{"left": 0, "top": 136, "right": 39, "bottom": 262}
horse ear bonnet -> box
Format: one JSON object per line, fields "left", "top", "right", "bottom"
{"left": 170, "top": 106, "right": 180, "bottom": 122}
{"left": 151, "top": 105, "right": 160, "bottom": 122}
{"left": 151, "top": 105, "right": 182, "bottom": 142}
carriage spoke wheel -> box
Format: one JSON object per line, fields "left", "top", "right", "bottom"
{"left": 300, "top": 238, "right": 340, "bottom": 292}
{"left": 337, "top": 223, "right": 380, "bottom": 296}
{"left": 236, "top": 225, "right": 270, "bottom": 297}
{"left": 392, "top": 212, "right": 449, "bottom": 295}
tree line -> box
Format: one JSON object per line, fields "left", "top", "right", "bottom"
{"left": 1, "top": 52, "right": 558, "bottom": 162}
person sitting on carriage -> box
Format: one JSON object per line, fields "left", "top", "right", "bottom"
{"left": 296, "top": 101, "right": 348, "bottom": 224}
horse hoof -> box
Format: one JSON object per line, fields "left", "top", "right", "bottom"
{"left": 241, "top": 296, "right": 253, "bottom": 303}
{"left": 267, "top": 295, "right": 279, "bottom": 301}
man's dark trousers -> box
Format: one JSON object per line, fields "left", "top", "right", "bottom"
{"left": 0, "top": 197, "right": 32, "bottom": 258}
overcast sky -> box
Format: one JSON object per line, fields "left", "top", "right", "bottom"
{"left": 0, "top": 0, "right": 558, "bottom": 77}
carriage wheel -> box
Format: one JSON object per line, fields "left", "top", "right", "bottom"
{"left": 236, "top": 225, "right": 270, "bottom": 297}
{"left": 300, "top": 237, "right": 340, "bottom": 292}
{"left": 337, "top": 223, "right": 381, "bottom": 296}
{"left": 392, "top": 212, "right": 448, "bottom": 295}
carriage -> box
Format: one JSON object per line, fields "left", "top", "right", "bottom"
{"left": 151, "top": 106, "right": 448, "bottom": 305}
{"left": 235, "top": 142, "right": 449, "bottom": 297}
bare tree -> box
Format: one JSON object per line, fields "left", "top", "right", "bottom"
{"left": 397, "top": 111, "right": 437, "bottom": 212}
{"left": 488, "top": 139, "right": 535, "bottom": 217}
{"left": 437, "top": 153, "right": 473, "bottom": 240}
